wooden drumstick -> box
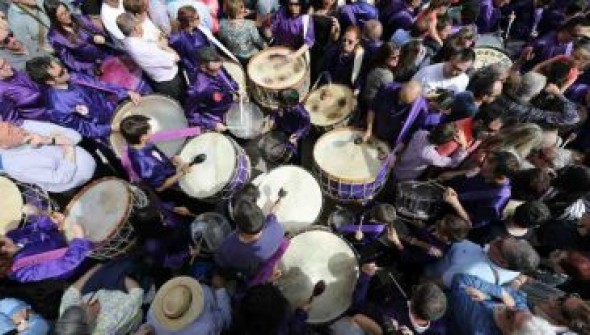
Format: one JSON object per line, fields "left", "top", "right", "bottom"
{"left": 561, "top": 133, "right": 577, "bottom": 148}
{"left": 505, "top": 11, "right": 516, "bottom": 41}
{"left": 355, "top": 221, "right": 364, "bottom": 241}
{"left": 308, "top": 280, "right": 327, "bottom": 303}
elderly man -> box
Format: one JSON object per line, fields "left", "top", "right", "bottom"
{"left": 0, "top": 12, "right": 48, "bottom": 71}
{"left": 0, "top": 58, "right": 48, "bottom": 123}
{"left": 412, "top": 48, "right": 475, "bottom": 94}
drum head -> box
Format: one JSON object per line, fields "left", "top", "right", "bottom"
{"left": 223, "top": 61, "right": 247, "bottom": 93}
{"left": 190, "top": 212, "right": 232, "bottom": 253}
{"left": 248, "top": 47, "right": 307, "bottom": 90}
{"left": 305, "top": 84, "right": 355, "bottom": 127}
{"left": 63, "top": 178, "right": 131, "bottom": 242}
{"left": 0, "top": 176, "right": 23, "bottom": 233}
{"left": 314, "top": 128, "right": 390, "bottom": 183}
{"left": 110, "top": 94, "right": 188, "bottom": 158}
{"left": 277, "top": 230, "right": 359, "bottom": 323}
{"left": 225, "top": 102, "right": 264, "bottom": 139}
{"left": 252, "top": 166, "right": 323, "bottom": 232}
{"left": 474, "top": 46, "right": 513, "bottom": 70}
{"left": 257, "top": 131, "right": 292, "bottom": 165}
{"left": 179, "top": 133, "right": 237, "bottom": 199}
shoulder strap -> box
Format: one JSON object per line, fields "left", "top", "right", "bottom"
{"left": 302, "top": 14, "right": 310, "bottom": 40}
{"left": 351, "top": 47, "right": 365, "bottom": 85}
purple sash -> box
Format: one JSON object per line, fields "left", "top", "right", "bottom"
{"left": 10, "top": 248, "right": 68, "bottom": 273}
{"left": 248, "top": 238, "right": 291, "bottom": 287}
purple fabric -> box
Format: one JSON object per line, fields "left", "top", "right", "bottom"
{"left": 339, "top": 2, "right": 379, "bottom": 30}
{"left": 399, "top": 226, "right": 450, "bottom": 266}
{"left": 6, "top": 216, "right": 66, "bottom": 258}
{"left": 127, "top": 143, "right": 177, "bottom": 189}
{"left": 476, "top": 0, "right": 501, "bottom": 34}
{"left": 380, "top": 0, "right": 415, "bottom": 33}
{"left": 271, "top": 103, "right": 310, "bottom": 140}
{"left": 185, "top": 68, "right": 239, "bottom": 130}
{"left": 248, "top": 237, "right": 290, "bottom": 286}
{"left": 322, "top": 44, "right": 370, "bottom": 90}
{"left": 271, "top": 9, "right": 315, "bottom": 50}
{"left": 523, "top": 31, "right": 572, "bottom": 72}
{"left": 169, "top": 29, "right": 212, "bottom": 82}
{"left": 0, "top": 71, "right": 49, "bottom": 122}
{"left": 565, "top": 83, "right": 589, "bottom": 105}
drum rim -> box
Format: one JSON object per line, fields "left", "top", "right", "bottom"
{"left": 109, "top": 93, "right": 187, "bottom": 158}
{"left": 304, "top": 84, "right": 355, "bottom": 127}
{"left": 473, "top": 46, "right": 514, "bottom": 68}
{"left": 247, "top": 46, "right": 308, "bottom": 90}
{"left": 63, "top": 177, "right": 132, "bottom": 243}
{"left": 0, "top": 175, "right": 25, "bottom": 231}
{"left": 313, "top": 127, "right": 390, "bottom": 183}
{"left": 222, "top": 60, "right": 247, "bottom": 92}
{"left": 225, "top": 101, "right": 265, "bottom": 140}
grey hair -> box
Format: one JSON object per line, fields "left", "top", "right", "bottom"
{"left": 517, "top": 72, "right": 547, "bottom": 102}
{"left": 513, "top": 315, "right": 557, "bottom": 335}
{"left": 502, "top": 239, "right": 541, "bottom": 273}
{"left": 116, "top": 12, "right": 138, "bottom": 37}
{"left": 54, "top": 305, "right": 92, "bottom": 335}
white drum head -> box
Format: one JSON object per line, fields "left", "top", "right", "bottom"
{"left": 277, "top": 230, "right": 359, "bottom": 323}
{"left": 253, "top": 166, "right": 322, "bottom": 232}
{"left": 223, "top": 61, "right": 247, "bottom": 94}
{"left": 179, "top": 133, "right": 237, "bottom": 198}
{"left": 248, "top": 47, "right": 307, "bottom": 89}
{"left": 225, "top": 102, "right": 264, "bottom": 139}
{"left": 64, "top": 178, "right": 131, "bottom": 242}
{"left": 305, "top": 84, "right": 355, "bottom": 127}
{"left": 0, "top": 177, "right": 23, "bottom": 234}
{"left": 474, "top": 47, "right": 513, "bottom": 70}
{"left": 314, "top": 128, "right": 390, "bottom": 182}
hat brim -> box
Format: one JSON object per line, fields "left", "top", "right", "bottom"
{"left": 151, "top": 276, "right": 204, "bottom": 331}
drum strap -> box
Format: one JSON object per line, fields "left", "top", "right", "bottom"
{"left": 10, "top": 248, "right": 68, "bottom": 274}
{"left": 302, "top": 14, "right": 311, "bottom": 64}
{"left": 351, "top": 47, "right": 365, "bottom": 85}
{"left": 395, "top": 97, "right": 427, "bottom": 147}
{"left": 197, "top": 26, "right": 240, "bottom": 63}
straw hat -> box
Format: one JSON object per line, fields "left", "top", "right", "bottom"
{"left": 151, "top": 276, "right": 204, "bottom": 331}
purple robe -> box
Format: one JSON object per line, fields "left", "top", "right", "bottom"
{"left": 271, "top": 103, "right": 310, "bottom": 140}
{"left": 7, "top": 216, "right": 92, "bottom": 283}
{"left": 48, "top": 15, "right": 110, "bottom": 75}
{"left": 476, "top": 0, "right": 501, "bottom": 34}
{"left": 0, "top": 71, "right": 48, "bottom": 123}
{"left": 127, "top": 143, "right": 176, "bottom": 189}
{"left": 169, "top": 29, "right": 212, "bottom": 82}
{"left": 46, "top": 73, "right": 128, "bottom": 138}
{"left": 339, "top": 2, "right": 379, "bottom": 30}
{"left": 271, "top": 8, "right": 316, "bottom": 50}
{"left": 185, "top": 68, "right": 238, "bottom": 130}
{"left": 370, "top": 82, "right": 429, "bottom": 146}
{"left": 501, "top": 1, "right": 542, "bottom": 40}
{"left": 523, "top": 31, "right": 572, "bottom": 72}
{"left": 380, "top": 0, "right": 415, "bottom": 35}
{"left": 323, "top": 44, "right": 370, "bottom": 90}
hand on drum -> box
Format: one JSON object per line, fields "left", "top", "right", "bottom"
{"left": 93, "top": 35, "right": 106, "bottom": 45}
{"left": 361, "top": 263, "right": 378, "bottom": 276}
{"left": 69, "top": 222, "right": 86, "bottom": 239}
{"left": 127, "top": 91, "right": 142, "bottom": 105}
{"left": 178, "top": 163, "right": 192, "bottom": 175}
{"left": 49, "top": 211, "right": 66, "bottom": 229}
{"left": 173, "top": 206, "right": 193, "bottom": 216}
{"left": 23, "top": 133, "right": 48, "bottom": 147}
{"left": 544, "top": 83, "right": 561, "bottom": 95}
{"left": 75, "top": 104, "right": 89, "bottom": 116}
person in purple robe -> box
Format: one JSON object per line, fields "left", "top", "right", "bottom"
{"left": 476, "top": 0, "right": 510, "bottom": 34}
{"left": 338, "top": 0, "right": 379, "bottom": 32}
{"left": 537, "top": 0, "right": 585, "bottom": 37}
{"left": 501, "top": 0, "right": 552, "bottom": 41}
{"left": 169, "top": 6, "right": 213, "bottom": 83}
{"left": 379, "top": 0, "right": 420, "bottom": 40}
{"left": 0, "top": 213, "right": 92, "bottom": 283}
{"left": 269, "top": 88, "right": 310, "bottom": 149}
{"left": 362, "top": 20, "right": 383, "bottom": 62}
{"left": 266, "top": 0, "right": 315, "bottom": 59}
{"left": 185, "top": 47, "right": 239, "bottom": 132}
{"left": 0, "top": 58, "right": 48, "bottom": 124}
{"left": 364, "top": 80, "right": 429, "bottom": 148}
{"left": 25, "top": 56, "right": 141, "bottom": 139}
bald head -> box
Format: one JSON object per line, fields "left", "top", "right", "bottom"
{"left": 517, "top": 72, "right": 547, "bottom": 102}
{"left": 400, "top": 81, "right": 422, "bottom": 104}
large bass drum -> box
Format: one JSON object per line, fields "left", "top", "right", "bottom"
{"left": 305, "top": 84, "right": 356, "bottom": 133}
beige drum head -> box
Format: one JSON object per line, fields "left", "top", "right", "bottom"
{"left": 252, "top": 166, "right": 322, "bottom": 232}
{"left": 110, "top": 94, "right": 188, "bottom": 158}
{"left": 305, "top": 84, "right": 355, "bottom": 127}
{"left": 314, "top": 128, "right": 390, "bottom": 183}
{"left": 223, "top": 61, "right": 247, "bottom": 93}
{"left": 248, "top": 47, "right": 307, "bottom": 90}
{"left": 179, "top": 133, "right": 237, "bottom": 198}
{"left": 473, "top": 47, "right": 513, "bottom": 70}
{"left": 63, "top": 178, "right": 131, "bottom": 242}
{"left": 0, "top": 176, "right": 23, "bottom": 234}
{"left": 277, "top": 229, "right": 359, "bottom": 324}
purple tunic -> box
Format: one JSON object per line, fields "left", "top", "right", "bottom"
{"left": 0, "top": 71, "right": 48, "bottom": 123}
{"left": 476, "top": 0, "right": 501, "bottom": 34}
{"left": 339, "top": 2, "right": 379, "bottom": 30}
{"left": 127, "top": 143, "right": 176, "bottom": 189}
{"left": 169, "top": 29, "right": 212, "bottom": 82}
{"left": 46, "top": 73, "right": 128, "bottom": 138}
{"left": 380, "top": 0, "right": 415, "bottom": 33}
{"left": 271, "top": 9, "right": 315, "bottom": 50}
{"left": 7, "top": 216, "right": 92, "bottom": 283}
{"left": 523, "top": 31, "right": 572, "bottom": 72}
{"left": 185, "top": 68, "right": 238, "bottom": 130}
{"left": 271, "top": 103, "right": 310, "bottom": 140}
{"left": 48, "top": 15, "right": 110, "bottom": 75}
{"left": 322, "top": 44, "right": 370, "bottom": 90}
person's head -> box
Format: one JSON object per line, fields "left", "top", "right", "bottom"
{"left": 236, "top": 283, "right": 290, "bottom": 335}
{"left": 54, "top": 304, "right": 99, "bottom": 335}
{"left": 234, "top": 199, "right": 265, "bottom": 235}
{"left": 278, "top": 88, "right": 300, "bottom": 107}
{"left": 0, "top": 20, "right": 24, "bottom": 54}
{"left": 26, "top": 56, "right": 70, "bottom": 85}
{"left": 285, "top": 0, "right": 305, "bottom": 17}
{"left": 123, "top": 0, "right": 148, "bottom": 15}
{"left": 233, "top": 183, "right": 261, "bottom": 204}
{"left": 492, "top": 0, "right": 510, "bottom": 8}
{"left": 116, "top": 12, "right": 142, "bottom": 37}
{"left": 451, "top": 26, "right": 476, "bottom": 49}
{"left": 511, "top": 168, "right": 553, "bottom": 201}
{"left": 555, "top": 250, "right": 590, "bottom": 280}
{"left": 396, "top": 40, "right": 426, "bottom": 72}
{"left": 468, "top": 67, "right": 503, "bottom": 103}
{"left": 410, "top": 283, "right": 447, "bottom": 323}
{"left": 515, "top": 72, "right": 547, "bottom": 102}
{"left": 362, "top": 20, "right": 382, "bottom": 42}
{"left": 341, "top": 25, "right": 361, "bottom": 54}
{"left": 427, "top": 0, "right": 451, "bottom": 13}
{"left": 552, "top": 165, "right": 590, "bottom": 195}
{"left": 372, "top": 42, "right": 400, "bottom": 70}
{"left": 480, "top": 150, "right": 520, "bottom": 180}
{"left": 44, "top": 0, "right": 73, "bottom": 29}
{"left": 490, "top": 237, "right": 540, "bottom": 272}
{"left": 511, "top": 201, "right": 550, "bottom": 228}
{"left": 226, "top": 0, "right": 246, "bottom": 19}
{"left": 177, "top": 6, "right": 201, "bottom": 30}
{"left": 435, "top": 213, "right": 470, "bottom": 242}
{"left": 399, "top": 81, "right": 422, "bottom": 104}
{"left": 558, "top": 16, "right": 590, "bottom": 41}
{"left": 0, "top": 58, "right": 14, "bottom": 79}
{"left": 572, "top": 38, "right": 590, "bottom": 70}
{"left": 198, "top": 47, "right": 223, "bottom": 74}
{"left": 436, "top": 15, "right": 453, "bottom": 41}
{"left": 443, "top": 48, "right": 475, "bottom": 78}
{"left": 368, "top": 203, "right": 396, "bottom": 224}
{"left": 473, "top": 103, "right": 505, "bottom": 139}
{"left": 119, "top": 114, "right": 152, "bottom": 145}
{"left": 487, "top": 123, "right": 544, "bottom": 160}
{"left": 495, "top": 310, "right": 555, "bottom": 335}
{"left": 428, "top": 122, "right": 457, "bottom": 145}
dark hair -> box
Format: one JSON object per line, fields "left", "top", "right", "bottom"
{"left": 234, "top": 199, "right": 265, "bottom": 234}
{"left": 234, "top": 283, "right": 290, "bottom": 335}
{"left": 25, "top": 56, "right": 55, "bottom": 84}
{"left": 560, "top": 16, "right": 590, "bottom": 35}
{"left": 410, "top": 283, "right": 447, "bottom": 321}
{"left": 371, "top": 42, "right": 400, "bottom": 69}
{"left": 369, "top": 203, "right": 396, "bottom": 224}
{"left": 44, "top": 0, "right": 80, "bottom": 42}
{"left": 119, "top": 114, "right": 151, "bottom": 145}
{"left": 428, "top": 123, "right": 456, "bottom": 145}
{"left": 511, "top": 168, "right": 553, "bottom": 201}
{"left": 512, "top": 201, "right": 550, "bottom": 228}
{"left": 552, "top": 165, "right": 590, "bottom": 195}
{"left": 123, "top": 0, "right": 147, "bottom": 14}
{"left": 565, "top": 0, "right": 588, "bottom": 16}
{"left": 467, "top": 67, "right": 501, "bottom": 99}
{"left": 475, "top": 102, "right": 505, "bottom": 127}
{"left": 488, "top": 151, "right": 520, "bottom": 179}
{"left": 501, "top": 238, "right": 540, "bottom": 272}
{"left": 546, "top": 60, "right": 574, "bottom": 86}
{"left": 574, "top": 37, "right": 590, "bottom": 54}
{"left": 436, "top": 14, "right": 451, "bottom": 32}
{"left": 279, "top": 88, "right": 299, "bottom": 106}
{"left": 233, "top": 183, "right": 261, "bottom": 204}
{"left": 449, "top": 47, "right": 476, "bottom": 63}
{"left": 394, "top": 40, "right": 423, "bottom": 80}
{"left": 54, "top": 305, "right": 91, "bottom": 335}
{"left": 177, "top": 5, "right": 197, "bottom": 29}
{"left": 438, "top": 213, "right": 470, "bottom": 242}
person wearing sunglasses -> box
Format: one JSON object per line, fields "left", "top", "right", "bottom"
{"left": 264, "top": 0, "right": 315, "bottom": 62}
{"left": 0, "top": 11, "right": 49, "bottom": 71}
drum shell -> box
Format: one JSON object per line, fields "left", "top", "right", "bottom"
{"left": 394, "top": 181, "right": 443, "bottom": 221}
{"left": 0, "top": 177, "right": 53, "bottom": 234}
{"left": 190, "top": 212, "right": 232, "bottom": 254}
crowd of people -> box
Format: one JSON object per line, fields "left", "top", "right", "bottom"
{"left": 0, "top": 0, "right": 590, "bottom": 333}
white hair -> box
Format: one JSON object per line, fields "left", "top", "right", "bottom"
{"left": 517, "top": 72, "right": 548, "bottom": 102}
{"left": 512, "top": 315, "right": 557, "bottom": 335}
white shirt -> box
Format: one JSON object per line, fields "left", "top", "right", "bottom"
{"left": 412, "top": 63, "right": 469, "bottom": 94}
{"left": 101, "top": 0, "right": 162, "bottom": 43}
{"left": 0, "top": 121, "right": 96, "bottom": 193}
{"left": 123, "top": 37, "right": 179, "bottom": 82}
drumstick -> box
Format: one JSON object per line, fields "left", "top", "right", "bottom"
{"left": 427, "top": 180, "right": 447, "bottom": 191}
{"left": 190, "top": 154, "right": 207, "bottom": 166}
{"left": 560, "top": 133, "right": 577, "bottom": 148}
{"left": 307, "top": 280, "right": 327, "bottom": 303}
{"left": 388, "top": 273, "right": 409, "bottom": 301}
{"left": 355, "top": 221, "right": 364, "bottom": 241}
{"left": 504, "top": 11, "right": 516, "bottom": 42}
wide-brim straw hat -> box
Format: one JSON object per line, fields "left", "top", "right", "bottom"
{"left": 151, "top": 276, "right": 204, "bottom": 331}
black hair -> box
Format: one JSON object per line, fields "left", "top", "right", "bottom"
{"left": 233, "top": 283, "right": 290, "bottom": 335}
{"left": 25, "top": 56, "right": 56, "bottom": 84}
{"left": 489, "top": 150, "right": 520, "bottom": 179}
{"left": 560, "top": 16, "right": 590, "bottom": 34}
{"left": 475, "top": 102, "right": 505, "bottom": 127}
{"left": 511, "top": 168, "right": 553, "bottom": 201}
{"left": 501, "top": 238, "right": 540, "bottom": 272}
{"left": 279, "top": 88, "right": 300, "bottom": 106}
{"left": 438, "top": 213, "right": 470, "bottom": 242}
{"left": 44, "top": 0, "right": 83, "bottom": 43}
{"left": 410, "top": 283, "right": 447, "bottom": 321}
{"left": 512, "top": 201, "right": 551, "bottom": 228}
{"left": 436, "top": 14, "right": 452, "bottom": 32}
{"left": 368, "top": 203, "right": 397, "bottom": 224}
{"left": 546, "top": 60, "right": 573, "bottom": 86}
{"left": 428, "top": 122, "right": 456, "bottom": 145}
{"left": 233, "top": 199, "right": 265, "bottom": 234}
{"left": 467, "top": 67, "right": 501, "bottom": 99}
{"left": 232, "top": 183, "right": 261, "bottom": 204}
{"left": 371, "top": 42, "right": 400, "bottom": 69}
{"left": 449, "top": 47, "right": 476, "bottom": 63}
{"left": 552, "top": 165, "right": 590, "bottom": 195}
{"left": 119, "top": 114, "right": 151, "bottom": 145}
